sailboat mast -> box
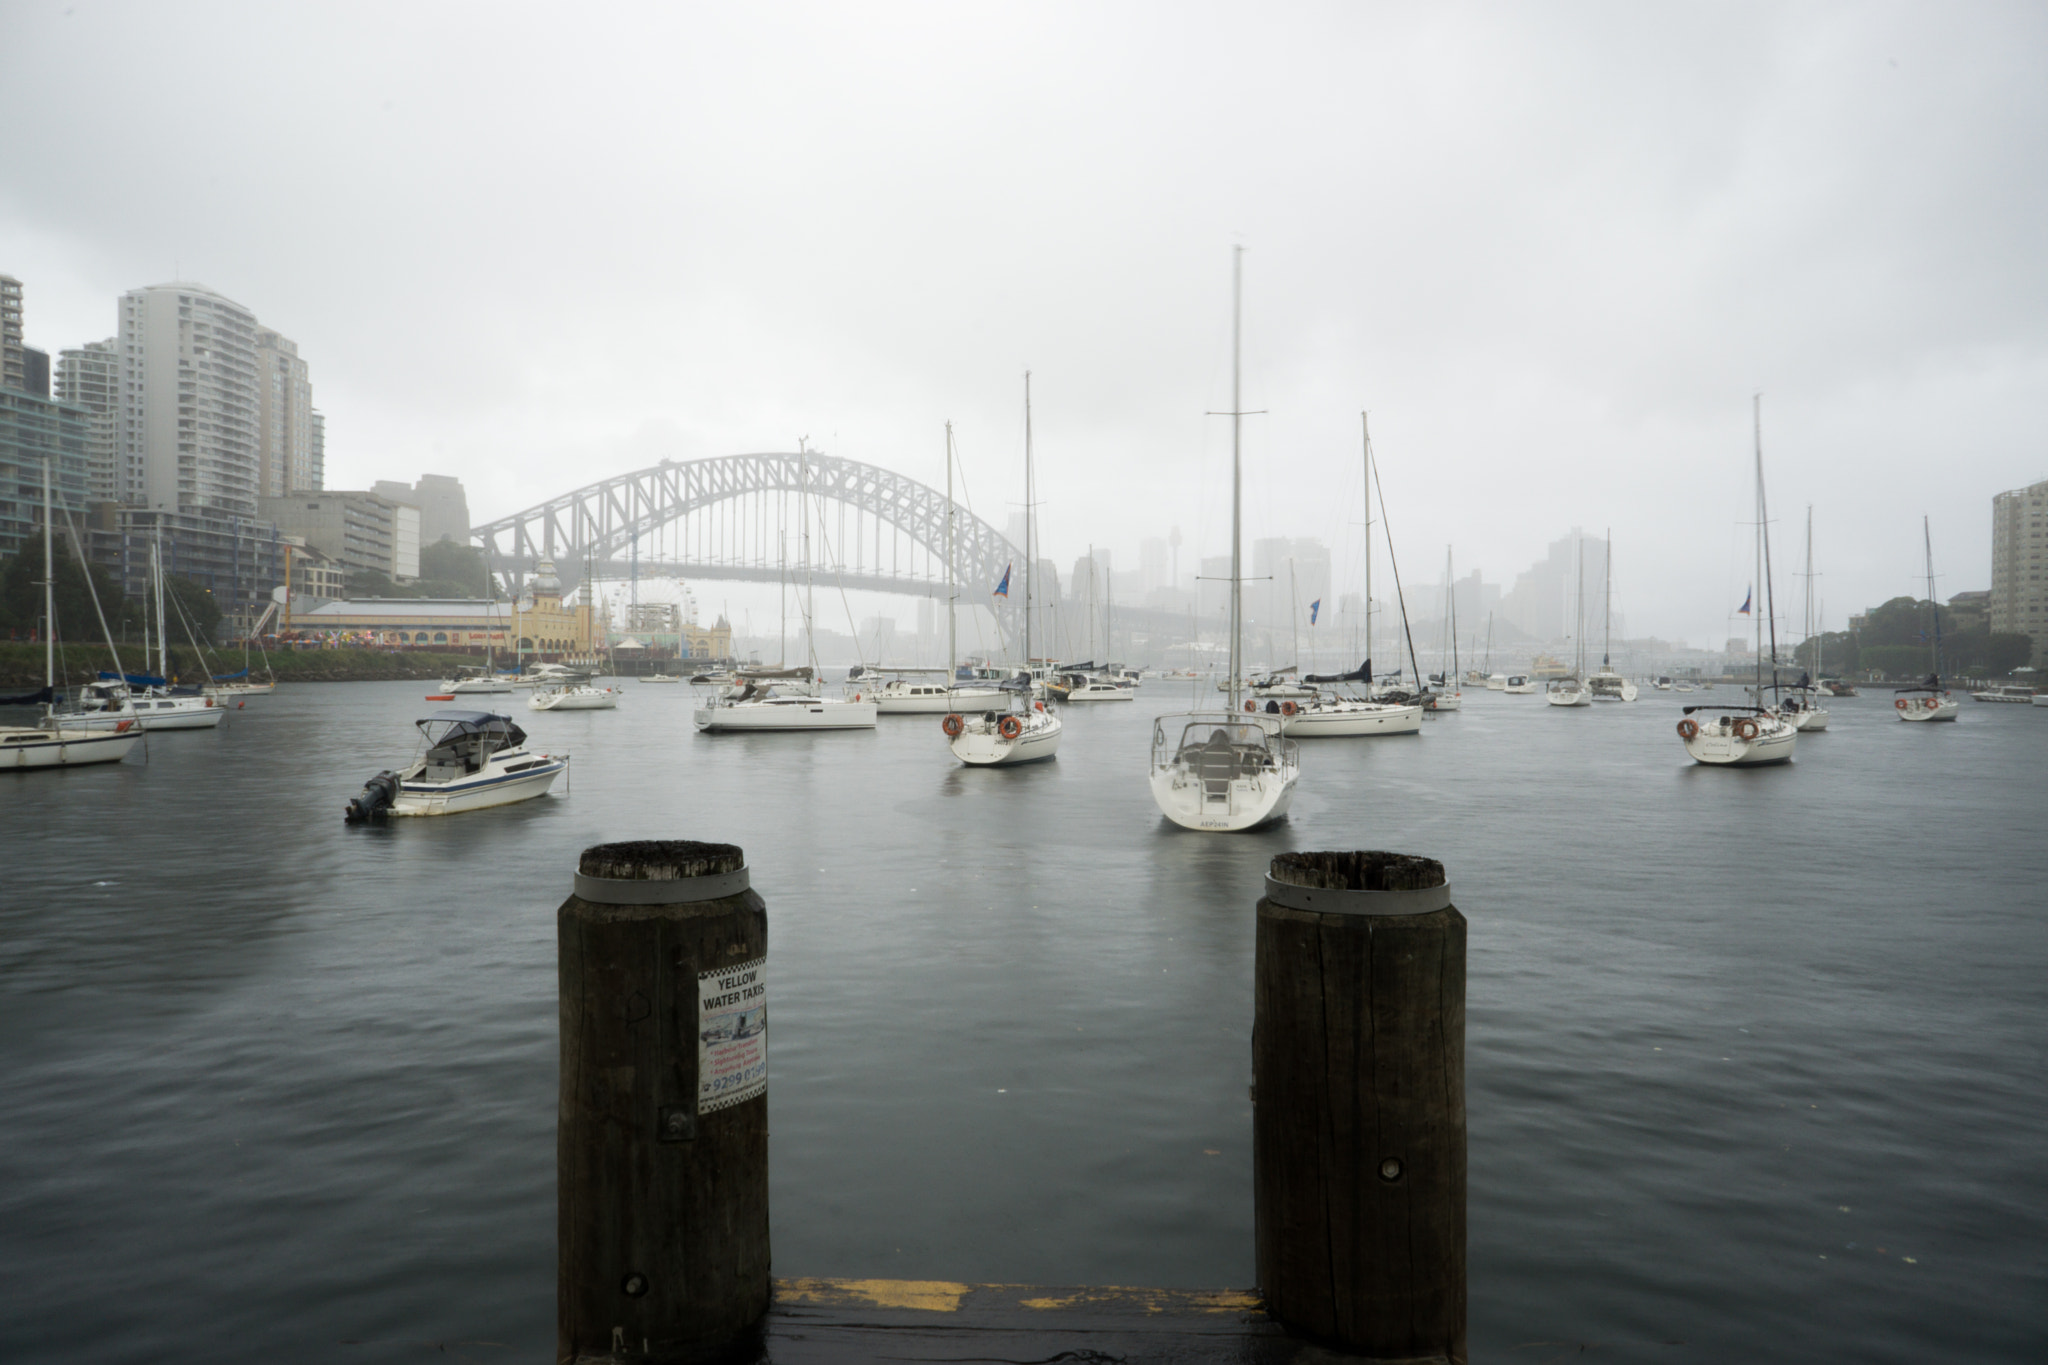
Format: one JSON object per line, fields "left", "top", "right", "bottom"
{"left": 1603, "top": 529, "right": 1612, "bottom": 668}
{"left": 945, "top": 421, "right": 956, "bottom": 681}
{"left": 1574, "top": 535, "right": 1585, "bottom": 678}
{"left": 1023, "top": 372, "right": 1034, "bottom": 672}
{"left": 42, "top": 459, "right": 54, "bottom": 705}
{"left": 1753, "top": 395, "right": 1765, "bottom": 699}
{"left": 1758, "top": 409, "right": 1781, "bottom": 689}
{"left": 1361, "top": 411, "right": 1372, "bottom": 685}
{"left": 801, "top": 438, "right": 814, "bottom": 676}
{"left": 1228, "top": 248, "right": 1243, "bottom": 711}
{"left": 1289, "top": 558, "right": 1298, "bottom": 672}
{"left": 154, "top": 526, "right": 167, "bottom": 681}
{"left": 1448, "top": 547, "right": 1458, "bottom": 682}
{"left": 1924, "top": 515, "right": 1938, "bottom": 679}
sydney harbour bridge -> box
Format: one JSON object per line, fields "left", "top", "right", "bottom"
{"left": 469, "top": 451, "right": 1190, "bottom": 654}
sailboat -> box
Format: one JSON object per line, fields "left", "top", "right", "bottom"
{"left": 1149, "top": 249, "right": 1299, "bottom": 829}
{"left": 1284, "top": 415, "right": 1425, "bottom": 737}
{"left": 1677, "top": 397, "right": 1798, "bottom": 765}
{"left": 0, "top": 459, "right": 145, "bottom": 769}
{"left": 1425, "top": 547, "right": 1463, "bottom": 712}
{"left": 1895, "top": 517, "right": 1959, "bottom": 723}
{"left": 697, "top": 441, "right": 879, "bottom": 732}
{"left": 70, "top": 527, "right": 224, "bottom": 731}
{"left": 949, "top": 381, "right": 1062, "bottom": 763}
{"left": 1546, "top": 537, "right": 1593, "bottom": 707}
{"left": 1777, "top": 508, "right": 1830, "bottom": 730}
{"left": 1588, "top": 530, "right": 1638, "bottom": 701}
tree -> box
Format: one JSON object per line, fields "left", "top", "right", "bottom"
{"left": 417, "top": 540, "right": 490, "bottom": 597}
{"left": 162, "top": 573, "right": 223, "bottom": 640}
{"left": 0, "top": 532, "right": 133, "bottom": 643}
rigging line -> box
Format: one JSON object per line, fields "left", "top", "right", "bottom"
{"left": 1367, "top": 442, "right": 1425, "bottom": 688}
{"left": 55, "top": 498, "right": 127, "bottom": 680}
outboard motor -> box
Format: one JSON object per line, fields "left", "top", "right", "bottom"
{"left": 345, "top": 770, "right": 400, "bottom": 824}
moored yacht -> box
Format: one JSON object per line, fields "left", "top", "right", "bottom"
{"left": 1896, "top": 518, "right": 1960, "bottom": 724}
{"left": 528, "top": 682, "right": 620, "bottom": 711}
{"left": 1503, "top": 674, "right": 1536, "bottom": 694}
{"left": 1971, "top": 684, "right": 2037, "bottom": 703}
{"left": 345, "top": 710, "right": 565, "bottom": 819}
{"left": 945, "top": 677, "right": 1061, "bottom": 765}
{"left": 1676, "top": 706, "right": 1798, "bottom": 765}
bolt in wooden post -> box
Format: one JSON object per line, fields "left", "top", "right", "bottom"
{"left": 1254, "top": 850, "right": 1466, "bottom": 1364}
{"left": 559, "top": 840, "right": 770, "bottom": 1364}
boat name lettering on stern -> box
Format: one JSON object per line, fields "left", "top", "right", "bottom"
{"left": 697, "top": 957, "right": 767, "bottom": 1113}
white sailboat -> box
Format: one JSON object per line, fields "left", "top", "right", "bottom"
{"left": 1280, "top": 415, "right": 1423, "bottom": 739}
{"left": 1778, "top": 507, "right": 1830, "bottom": 730}
{"left": 1588, "top": 529, "right": 1638, "bottom": 702}
{"left": 1, "top": 459, "right": 144, "bottom": 769}
{"left": 1150, "top": 249, "right": 1298, "bottom": 830}
{"left": 1894, "top": 516, "right": 1959, "bottom": 723}
{"left": 1426, "top": 547, "right": 1463, "bottom": 712}
{"left": 68, "top": 530, "right": 223, "bottom": 730}
{"left": 528, "top": 682, "right": 621, "bottom": 711}
{"left": 877, "top": 425, "right": 1008, "bottom": 717}
{"left": 1547, "top": 537, "right": 1593, "bottom": 707}
{"left": 947, "top": 383, "right": 1062, "bottom": 763}
{"left": 696, "top": 441, "right": 878, "bottom": 732}
{"left": 1678, "top": 397, "right": 1797, "bottom": 765}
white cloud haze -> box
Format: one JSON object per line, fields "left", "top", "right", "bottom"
{"left": 4, "top": 0, "right": 2045, "bottom": 646}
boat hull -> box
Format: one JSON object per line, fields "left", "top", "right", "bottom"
{"left": 1281, "top": 702, "right": 1424, "bottom": 737}
{"left": 393, "top": 759, "right": 565, "bottom": 815}
{"left": 1, "top": 726, "right": 142, "bottom": 769}
{"left": 1896, "top": 697, "right": 1959, "bottom": 722}
{"left": 950, "top": 716, "right": 1062, "bottom": 765}
{"left": 1682, "top": 721, "right": 1796, "bottom": 766}
{"left": 875, "top": 687, "right": 1006, "bottom": 714}
{"left": 1149, "top": 766, "right": 1296, "bottom": 831}
{"left": 695, "top": 700, "right": 879, "bottom": 731}
{"left": 66, "top": 698, "right": 224, "bottom": 730}
{"left": 1065, "top": 687, "right": 1134, "bottom": 702}
{"left": 1790, "top": 707, "right": 1830, "bottom": 731}
{"left": 1426, "top": 692, "right": 1462, "bottom": 712}
{"left": 528, "top": 688, "right": 619, "bottom": 711}
{"left": 1546, "top": 687, "right": 1593, "bottom": 707}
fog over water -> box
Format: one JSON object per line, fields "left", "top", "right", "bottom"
{"left": 8, "top": 3, "right": 2046, "bottom": 644}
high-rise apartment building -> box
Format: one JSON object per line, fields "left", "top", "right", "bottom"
{"left": 1990, "top": 477, "right": 2048, "bottom": 666}
{"left": 371, "top": 473, "right": 469, "bottom": 544}
{"left": 56, "top": 339, "right": 120, "bottom": 502}
{"left": 253, "top": 327, "right": 317, "bottom": 495}
{"left": 0, "top": 274, "right": 23, "bottom": 394}
{"left": 310, "top": 410, "right": 325, "bottom": 490}
{"left": 117, "top": 283, "right": 262, "bottom": 515}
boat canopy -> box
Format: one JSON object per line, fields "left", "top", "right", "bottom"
{"left": 211, "top": 668, "right": 250, "bottom": 681}
{"left": 0, "top": 685, "right": 54, "bottom": 707}
{"left": 737, "top": 666, "right": 813, "bottom": 681}
{"left": 1304, "top": 659, "right": 1369, "bottom": 684}
{"left": 416, "top": 709, "right": 528, "bottom": 748}
{"left": 99, "top": 670, "right": 167, "bottom": 687}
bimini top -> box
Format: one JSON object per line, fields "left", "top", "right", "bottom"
{"left": 416, "top": 709, "right": 528, "bottom": 747}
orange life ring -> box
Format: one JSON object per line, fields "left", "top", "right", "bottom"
{"left": 941, "top": 713, "right": 964, "bottom": 737}
{"left": 1895, "top": 698, "right": 1909, "bottom": 711}
{"left": 1280, "top": 700, "right": 1298, "bottom": 716}
{"left": 1245, "top": 701, "right": 1256, "bottom": 713}
{"left": 1924, "top": 696, "right": 1941, "bottom": 710}
{"left": 1676, "top": 718, "right": 1698, "bottom": 740}
{"left": 999, "top": 715, "right": 1023, "bottom": 739}
{"left": 1734, "top": 717, "right": 1759, "bottom": 740}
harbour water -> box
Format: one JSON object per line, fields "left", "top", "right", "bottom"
{"left": 2, "top": 682, "right": 2044, "bottom": 1362}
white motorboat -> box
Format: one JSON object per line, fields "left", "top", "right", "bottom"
{"left": 1895, "top": 518, "right": 1960, "bottom": 724}
{"left": 0, "top": 460, "right": 145, "bottom": 770}
{"left": 945, "top": 679, "right": 1061, "bottom": 765}
{"left": 1063, "top": 673, "right": 1134, "bottom": 701}
{"left": 1679, "top": 396, "right": 1796, "bottom": 767}
{"left": 1503, "top": 674, "right": 1536, "bottom": 694}
{"left": 1676, "top": 706, "right": 1798, "bottom": 766}
{"left": 2033, "top": 694, "right": 2048, "bottom": 708}
{"left": 1487, "top": 673, "right": 1508, "bottom": 691}
{"left": 639, "top": 673, "right": 683, "bottom": 684}
{"left": 528, "top": 683, "right": 620, "bottom": 711}
{"left": 1150, "top": 250, "right": 1299, "bottom": 832}
{"left": 1971, "top": 685, "right": 2037, "bottom": 703}
{"left": 694, "top": 678, "right": 878, "bottom": 731}
{"left": 442, "top": 666, "right": 514, "bottom": 695}
{"left": 1673, "top": 682, "right": 1696, "bottom": 693}
{"left": 344, "top": 710, "right": 565, "bottom": 820}
{"left": 1654, "top": 676, "right": 1674, "bottom": 691}
{"left": 1588, "top": 672, "right": 1638, "bottom": 701}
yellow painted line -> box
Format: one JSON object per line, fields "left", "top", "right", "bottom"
{"left": 776, "top": 1278, "right": 972, "bottom": 1313}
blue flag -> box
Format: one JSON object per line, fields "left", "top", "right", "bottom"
{"left": 1737, "top": 587, "right": 1752, "bottom": 615}
{"left": 1309, "top": 599, "right": 1321, "bottom": 625}
{"left": 993, "top": 563, "right": 1011, "bottom": 598}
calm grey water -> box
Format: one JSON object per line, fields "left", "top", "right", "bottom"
{"left": 2, "top": 681, "right": 2044, "bottom": 1363}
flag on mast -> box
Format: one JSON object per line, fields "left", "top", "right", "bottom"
{"left": 993, "top": 563, "right": 1011, "bottom": 598}
{"left": 1309, "top": 599, "right": 1321, "bottom": 625}
{"left": 1737, "top": 587, "right": 1752, "bottom": 615}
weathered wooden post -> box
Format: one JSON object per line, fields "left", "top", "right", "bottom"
{"left": 1253, "top": 850, "right": 1467, "bottom": 1364}
{"left": 558, "top": 840, "right": 770, "bottom": 1364}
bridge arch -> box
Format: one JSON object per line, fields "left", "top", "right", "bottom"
{"left": 470, "top": 451, "right": 1023, "bottom": 637}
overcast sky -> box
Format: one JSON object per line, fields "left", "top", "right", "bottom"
{"left": 5, "top": 1, "right": 2044, "bottom": 647}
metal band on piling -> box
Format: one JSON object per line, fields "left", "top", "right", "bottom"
{"left": 572, "top": 866, "right": 751, "bottom": 904}
{"left": 1261, "top": 875, "right": 1450, "bottom": 916}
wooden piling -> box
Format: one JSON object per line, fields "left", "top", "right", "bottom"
{"left": 1253, "top": 850, "right": 1467, "bottom": 1364}
{"left": 559, "top": 840, "right": 770, "bottom": 1364}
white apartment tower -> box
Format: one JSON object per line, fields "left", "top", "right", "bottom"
{"left": 55, "top": 338, "right": 120, "bottom": 501}
{"left": 0, "top": 274, "right": 23, "bottom": 393}
{"left": 117, "top": 283, "right": 263, "bottom": 514}
{"left": 253, "top": 327, "right": 317, "bottom": 495}
{"left": 1990, "top": 477, "right": 2048, "bottom": 666}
